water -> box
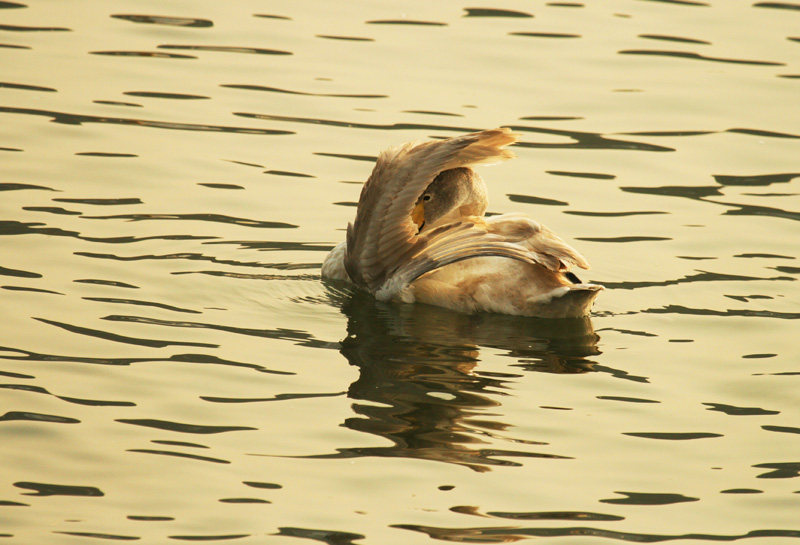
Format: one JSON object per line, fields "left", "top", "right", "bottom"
{"left": 1, "top": 1, "right": 799, "bottom": 543}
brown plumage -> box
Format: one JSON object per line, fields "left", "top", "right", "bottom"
{"left": 322, "top": 128, "right": 602, "bottom": 317}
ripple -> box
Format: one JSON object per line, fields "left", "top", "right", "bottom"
{"left": 464, "top": 8, "right": 533, "bottom": 17}
{"left": 90, "top": 50, "right": 197, "bottom": 59}
{"left": 483, "top": 510, "right": 623, "bottom": 521}
{"left": 714, "top": 172, "right": 800, "bottom": 186}
{"left": 645, "top": 305, "right": 800, "bottom": 319}
{"left": 0, "top": 345, "right": 293, "bottom": 374}
{"left": 510, "top": 32, "right": 580, "bottom": 39}
{"left": 54, "top": 197, "right": 141, "bottom": 205}
{"left": 237, "top": 114, "right": 675, "bottom": 152}
{"left": 74, "top": 279, "right": 139, "bottom": 288}
{"left": 754, "top": 2, "right": 800, "bottom": 11}
{"left": 0, "top": 182, "right": 55, "bottom": 192}
{"left": 703, "top": 402, "right": 779, "bottom": 416}
{"left": 0, "top": 265, "right": 41, "bottom": 278}
{"left": 507, "top": 194, "right": 568, "bottom": 206}
{"left": 102, "top": 315, "right": 336, "bottom": 350}
{"left": 34, "top": 317, "right": 219, "bottom": 348}
{"left": 315, "top": 35, "right": 374, "bottom": 42}
{"left": 0, "top": 106, "right": 294, "bottom": 135}
{"left": 54, "top": 532, "right": 139, "bottom": 541}
{"left": 392, "top": 525, "right": 800, "bottom": 542}
{"left": 366, "top": 19, "right": 447, "bottom": 26}
{"left": 14, "top": 482, "right": 103, "bottom": 497}
{"left": 547, "top": 170, "right": 616, "bottom": 180}
{"left": 200, "top": 391, "right": 343, "bottom": 404}
{"left": 639, "top": 34, "right": 711, "bottom": 45}
{"left": 222, "top": 84, "right": 384, "bottom": 98}
{"left": 597, "top": 395, "right": 660, "bottom": 403}
{"left": 584, "top": 270, "right": 795, "bottom": 290}
{"left": 623, "top": 431, "right": 723, "bottom": 440}
{"left": 0, "top": 81, "right": 56, "bottom": 92}
{"left": 80, "top": 213, "right": 297, "bottom": 229}
{"left": 127, "top": 449, "right": 230, "bottom": 464}
{"left": 83, "top": 296, "right": 201, "bottom": 314}
{"left": 600, "top": 491, "right": 699, "bottom": 505}
{"left": 116, "top": 419, "right": 256, "bottom": 434}
{"left": 0, "top": 411, "right": 80, "bottom": 424}
{"left": 762, "top": 425, "right": 800, "bottom": 435}
{"left": 0, "top": 384, "right": 135, "bottom": 407}
{"left": 123, "top": 91, "right": 209, "bottom": 100}
{"left": 159, "top": 44, "right": 291, "bottom": 56}
{"left": 753, "top": 462, "right": 800, "bottom": 479}
{"left": 0, "top": 24, "right": 70, "bottom": 32}
{"left": 243, "top": 481, "right": 282, "bottom": 489}
{"left": 110, "top": 14, "right": 213, "bottom": 28}
{"left": 576, "top": 236, "right": 671, "bottom": 243}
{"left": 619, "top": 49, "right": 785, "bottom": 66}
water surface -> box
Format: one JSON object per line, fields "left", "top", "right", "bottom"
{"left": 1, "top": 1, "right": 799, "bottom": 543}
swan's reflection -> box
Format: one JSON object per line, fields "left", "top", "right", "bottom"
{"left": 326, "top": 285, "right": 600, "bottom": 472}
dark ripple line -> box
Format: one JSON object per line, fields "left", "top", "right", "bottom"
{"left": 15, "top": 482, "right": 103, "bottom": 497}
{"left": 53, "top": 532, "right": 139, "bottom": 541}
{"left": 645, "top": 305, "right": 800, "bottom": 319}
{"left": 83, "top": 296, "right": 201, "bottom": 314}
{"left": 235, "top": 114, "right": 675, "bottom": 152}
{"left": 81, "top": 213, "right": 297, "bottom": 229}
{"left": 0, "top": 345, "right": 293, "bottom": 374}
{"left": 392, "top": 524, "right": 800, "bottom": 542}
{"left": 91, "top": 50, "right": 197, "bottom": 59}
{"left": 74, "top": 251, "right": 304, "bottom": 273}
{"left": 222, "top": 84, "right": 385, "bottom": 98}
{"left": 117, "top": 418, "right": 256, "bottom": 434}
{"left": 274, "top": 528, "right": 362, "bottom": 544}
{"left": 464, "top": 8, "right": 533, "bottom": 17}
{"left": 0, "top": 384, "right": 135, "bottom": 407}
{"left": 0, "top": 106, "right": 294, "bottom": 135}
{"left": 599, "top": 269, "right": 795, "bottom": 290}
{"left": 0, "top": 265, "right": 41, "bottom": 278}
{"left": 619, "top": 49, "right": 785, "bottom": 66}
{"left": 102, "top": 315, "right": 338, "bottom": 350}
{"left": 0, "top": 24, "right": 71, "bottom": 31}
{"left": 111, "top": 14, "right": 213, "bottom": 28}
{"left": 127, "top": 449, "right": 230, "bottom": 464}
{"left": 0, "top": 411, "right": 80, "bottom": 424}
{"left": 754, "top": 2, "right": 800, "bottom": 11}
{"left": 160, "top": 44, "right": 291, "bottom": 56}
{"left": 34, "top": 317, "right": 219, "bottom": 348}
{"left": 0, "top": 81, "right": 56, "bottom": 92}
{"left": 200, "top": 391, "right": 344, "bottom": 404}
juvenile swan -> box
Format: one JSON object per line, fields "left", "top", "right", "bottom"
{"left": 321, "top": 128, "right": 602, "bottom": 318}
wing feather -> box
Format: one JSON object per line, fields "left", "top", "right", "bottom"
{"left": 344, "top": 128, "right": 520, "bottom": 292}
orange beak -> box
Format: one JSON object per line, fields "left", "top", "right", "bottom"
{"left": 411, "top": 201, "right": 425, "bottom": 232}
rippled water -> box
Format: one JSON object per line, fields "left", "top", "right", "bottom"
{"left": 2, "top": 1, "right": 799, "bottom": 543}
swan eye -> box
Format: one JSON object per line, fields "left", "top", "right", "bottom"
{"left": 423, "top": 195, "right": 432, "bottom": 201}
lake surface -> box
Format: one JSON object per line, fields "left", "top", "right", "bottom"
{"left": 1, "top": 1, "right": 799, "bottom": 543}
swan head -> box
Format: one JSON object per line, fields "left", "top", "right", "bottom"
{"left": 412, "top": 167, "right": 488, "bottom": 232}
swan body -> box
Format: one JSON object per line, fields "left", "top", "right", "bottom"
{"left": 321, "top": 128, "right": 602, "bottom": 318}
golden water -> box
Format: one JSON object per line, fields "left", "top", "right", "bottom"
{"left": 1, "top": 1, "right": 799, "bottom": 543}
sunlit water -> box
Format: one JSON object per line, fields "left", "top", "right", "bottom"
{"left": 1, "top": 1, "right": 799, "bottom": 543}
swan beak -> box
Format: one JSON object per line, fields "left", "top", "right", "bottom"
{"left": 411, "top": 201, "right": 425, "bottom": 232}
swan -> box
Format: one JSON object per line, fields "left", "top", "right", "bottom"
{"left": 321, "top": 128, "right": 602, "bottom": 318}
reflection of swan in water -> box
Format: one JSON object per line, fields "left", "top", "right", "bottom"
{"left": 322, "top": 128, "right": 602, "bottom": 318}
{"left": 321, "top": 286, "right": 600, "bottom": 472}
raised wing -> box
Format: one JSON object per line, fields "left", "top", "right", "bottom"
{"left": 485, "top": 213, "right": 591, "bottom": 272}
{"left": 344, "top": 128, "right": 525, "bottom": 294}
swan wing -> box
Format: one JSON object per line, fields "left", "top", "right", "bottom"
{"left": 344, "top": 128, "right": 520, "bottom": 292}
{"left": 486, "top": 213, "right": 591, "bottom": 272}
